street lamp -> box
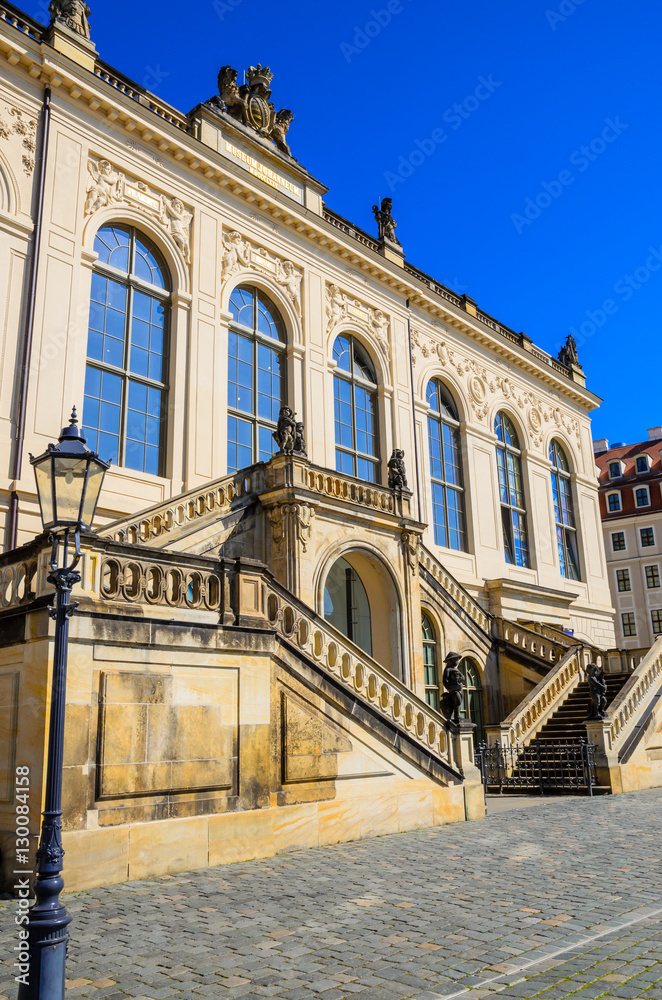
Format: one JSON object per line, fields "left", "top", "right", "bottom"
{"left": 19, "top": 408, "right": 110, "bottom": 1000}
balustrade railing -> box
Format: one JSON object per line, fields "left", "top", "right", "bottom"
{"left": 589, "top": 635, "right": 662, "bottom": 759}
{"left": 494, "top": 618, "right": 571, "bottom": 667}
{"left": 418, "top": 546, "right": 491, "bottom": 633}
{"left": 100, "top": 465, "right": 266, "bottom": 546}
{"left": 0, "top": 0, "right": 43, "bottom": 40}
{"left": 305, "top": 467, "right": 398, "bottom": 514}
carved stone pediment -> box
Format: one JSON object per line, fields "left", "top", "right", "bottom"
{"left": 85, "top": 156, "right": 192, "bottom": 265}
{"left": 221, "top": 229, "right": 302, "bottom": 314}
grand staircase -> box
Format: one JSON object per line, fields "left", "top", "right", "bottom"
{"left": 535, "top": 673, "right": 631, "bottom": 743}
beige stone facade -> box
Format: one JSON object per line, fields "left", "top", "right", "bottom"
{"left": 1, "top": 6, "right": 650, "bottom": 893}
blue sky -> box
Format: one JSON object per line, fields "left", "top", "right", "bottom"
{"left": 47, "top": 0, "right": 662, "bottom": 445}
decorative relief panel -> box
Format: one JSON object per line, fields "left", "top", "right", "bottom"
{"left": 325, "top": 283, "right": 390, "bottom": 359}
{"left": 221, "top": 229, "right": 302, "bottom": 314}
{"left": 0, "top": 104, "right": 37, "bottom": 175}
{"left": 85, "top": 156, "right": 192, "bottom": 265}
{"left": 268, "top": 502, "right": 315, "bottom": 553}
{"left": 413, "top": 328, "right": 581, "bottom": 449}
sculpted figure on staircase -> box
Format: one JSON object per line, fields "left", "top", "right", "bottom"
{"left": 441, "top": 652, "right": 464, "bottom": 726}
{"left": 586, "top": 662, "right": 608, "bottom": 719}
{"left": 273, "top": 407, "right": 307, "bottom": 457}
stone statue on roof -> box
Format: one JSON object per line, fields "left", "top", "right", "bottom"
{"left": 49, "top": 0, "right": 91, "bottom": 39}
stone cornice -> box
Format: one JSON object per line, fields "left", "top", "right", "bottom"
{"left": 0, "top": 9, "right": 601, "bottom": 413}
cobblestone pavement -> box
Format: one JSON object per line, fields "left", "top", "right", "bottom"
{"left": 2, "top": 789, "right": 662, "bottom": 1000}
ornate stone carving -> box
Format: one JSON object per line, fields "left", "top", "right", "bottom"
{"left": 411, "top": 328, "right": 581, "bottom": 447}
{"left": 222, "top": 230, "right": 302, "bottom": 313}
{"left": 558, "top": 334, "right": 580, "bottom": 369}
{"left": 85, "top": 158, "right": 192, "bottom": 266}
{"left": 268, "top": 502, "right": 315, "bottom": 553}
{"left": 586, "top": 662, "right": 608, "bottom": 720}
{"left": 372, "top": 197, "right": 401, "bottom": 246}
{"left": 160, "top": 196, "right": 192, "bottom": 265}
{"left": 49, "top": 0, "right": 91, "bottom": 39}
{"left": 0, "top": 106, "right": 38, "bottom": 175}
{"left": 206, "top": 63, "right": 294, "bottom": 157}
{"left": 85, "top": 158, "right": 121, "bottom": 215}
{"left": 441, "top": 652, "right": 464, "bottom": 726}
{"left": 388, "top": 449, "right": 408, "bottom": 491}
{"left": 325, "top": 283, "right": 390, "bottom": 356}
{"left": 401, "top": 530, "right": 420, "bottom": 573}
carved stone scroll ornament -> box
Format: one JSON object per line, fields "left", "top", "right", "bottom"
{"left": 401, "top": 530, "right": 420, "bottom": 573}
{"left": 84, "top": 158, "right": 192, "bottom": 267}
{"left": 206, "top": 63, "right": 294, "bottom": 157}
{"left": 0, "top": 107, "right": 37, "bottom": 175}
{"left": 268, "top": 502, "right": 315, "bottom": 553}
{"left": 49, "top": 0, "right": 91, "bottom": 39}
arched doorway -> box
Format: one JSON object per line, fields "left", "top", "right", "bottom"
{"left": 321, "top": 550, "right": 404, "bottom": 679}
{"left": 459, "top": 657, "right": 484, "bottom": 743}
{"left": 323, "top": 556, "right": 372, "bottom": 656}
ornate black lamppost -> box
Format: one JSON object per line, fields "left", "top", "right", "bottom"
{"left": 19, "top": 409, "right": 110, "bottom": 1000}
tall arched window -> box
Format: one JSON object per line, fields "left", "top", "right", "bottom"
{"left": 459, "top": 658, "right": 484, "bottom": 743}
{"left": 82, "top": 226, "right": 170, "bottom": 475}
{"left": 550, "top": 439, "right": 580, "bottom": 581}
{"left": 333, "top": 335, "right": 379, "bottom": 482}
{"left": 426, "top": 379, "right": 466, "bottom": 551}
{"left": 421, "top": 612, "right": 440, "bottom": 709}
{"left": 323, "top": 557, "right": 372, "bottom": 655}
{"left": 227, "top": 285, "right": 286, "bottom": 473}
{"left": 495, "top": 412, "right": 529, "bottom": 567}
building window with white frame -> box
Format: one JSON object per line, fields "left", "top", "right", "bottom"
{"left": 612, "top": 531, "right": 626, "bottom": 551}
{"left": 495, "top": 412, "right": 529, "bottom": 568}
{"left": 641, "top": 527, "right": 655, "bottom": 547}
{"left": 607, "top": 492, "right": 622, "bottom": 512}
{"left": 82, "top": 225, "right": 170, "bottom": 476}
{"left": 636, "top": 455, "right": 650, "bottom": 473}
{"left": 609, "top": 461, "right": 621, "bottom": 479}
{"left": 622, "top": 612, "right": 637, "bottom": 637}
{"left": 635, "top": 486, "right": 650, "bottom": 507}
{"left": 549, "top": 439, "right": 580, "bottom": 580}
{"left": 226, "top": 285, "right": 287, "bottom": 474}
{"left": 426, "top": 379, "right": 466, "bottom": 551}
{"left": 333, "top": 334, "right": 380, "bottom": 483}
{"left": 616, "top": 568, "right": 631, "bottom": 592}
{"left": 652, "top": 610, "right": 662, "bottom": 635}
{"left": 646, "top": 565, "right": 660, "bottom": 589}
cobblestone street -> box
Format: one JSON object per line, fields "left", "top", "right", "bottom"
{"left": 2, "top": 789, "right": 662, "bottom": 1000}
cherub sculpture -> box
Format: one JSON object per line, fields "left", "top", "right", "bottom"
{"left": 326, "top": 284, "right": 345, "bottom": 331}
{"left": 441, "top": 652, "right": 464, "bottom": 726}
{"left": 586, "top": 662, "right": 608, "bottom": 720}
{"left": 49, "top": 0, "right": 91, "bottom": 39}
{"left": 85, "top": 159, "right": 121, "bottom": 215}
{"left": 293, "top": 421, "right": 307, "bottom": 456}
{"left": 387, "top": 449, "right": 407, "bottom": 491}
{"left": 222, "top": 231, "right": 249, "bottom": 277}
{"left": 276, "top": 259, "right": 301, "bottom": 313}
{"left": 161, "top": 196, "right": 192, "bottom": 265}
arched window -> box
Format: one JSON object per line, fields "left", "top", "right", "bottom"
{"left": 495, "top": 412, "right": 529, "bottom": 567}
{"left": 323, "top": 556, "right": 372, "bottom": 655}
{"left": 333, "top": 335, "right": 379, "bottom": 483}
{"left": 421, "top": 612, "right": 440, "bottom": 709}
{"left": 227, "top": 285, "right": 287, "bottom": 473}
{"left": 459, "top": 658, "right": 484, "bottom": 743}
{"left": 550, "top": 439, "right": 580, "bottom": 581}
{"left": 82, "top": 225, "right": 170, "bottom": 475}
{"left": 426, "top": 379, "right": 466, "bottom": 551}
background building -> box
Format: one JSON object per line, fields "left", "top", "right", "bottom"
{"left": 595, "top": 428, "right": 662, "bottom": 652}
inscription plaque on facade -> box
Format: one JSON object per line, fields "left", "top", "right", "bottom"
{"left": 223, "top": 139, "right": 303, "bottom": 203}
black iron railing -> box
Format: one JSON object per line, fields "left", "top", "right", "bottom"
{"left": 475, "top": 739, "right": 598, "bottom": 796}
